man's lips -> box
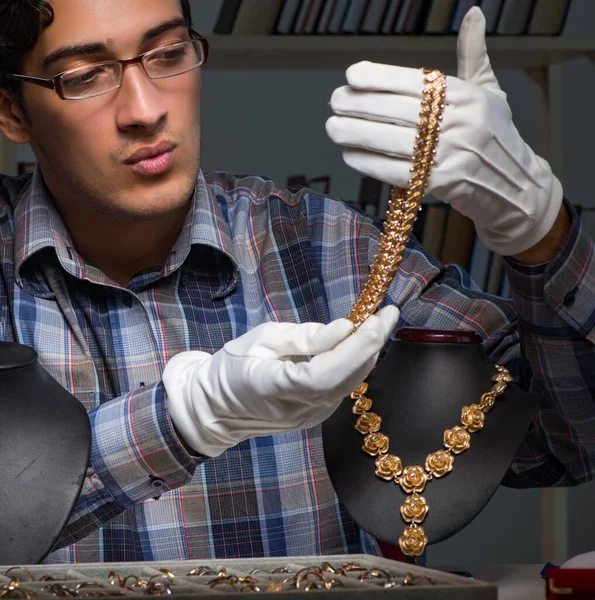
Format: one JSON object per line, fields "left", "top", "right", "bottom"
{"left": 124, "top": 141, "right": 177, "bottom": 164}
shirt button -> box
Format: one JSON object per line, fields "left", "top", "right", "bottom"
{"left": 149, "top": 475, "right": 164, "bottom": 489}
{"left": 563, "top": 288, "right": 577, "bottom": 307}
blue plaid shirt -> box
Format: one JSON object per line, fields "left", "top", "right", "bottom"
{"left": 1, "top": 168, "right": 593, "bottom": 564}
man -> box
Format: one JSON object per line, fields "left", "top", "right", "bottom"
{"left": 0, "top": 0, "right": 592, "bottom": 564}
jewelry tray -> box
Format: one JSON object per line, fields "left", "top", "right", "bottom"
{"left": 1, "top": 554, "right": 497, "bottom": 599}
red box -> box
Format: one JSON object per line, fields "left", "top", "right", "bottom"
{"left": 546, "top": 567, "right": 595, "bottom": 599}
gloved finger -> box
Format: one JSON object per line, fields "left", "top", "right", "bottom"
{"left": 327, "top": 116, "right": 418, "bottom": 160}
{"left": 457, "top": 7, "right": 506, "bottom": 101}
{"left": 341, "top": 147, "right": 414, "bottom": 189}
{"left": 225, "top": 319, "right": 354, "bottom": 361}
{"left": 330, "top": 86, "right": 421, "bottom": 127}
{"left": 345, "top": 61, "right": 425, "bottom": 97}
{"left": 279, "top": 305, "right": 400, "bottom": 399}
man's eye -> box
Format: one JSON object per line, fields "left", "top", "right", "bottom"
{"left": 63, "top": 66, "right": 112, "bottom": 88}
{"left": 150, "top": 48, "right": 186, "bottom": 62}
{"left": 70, "top": 69, "right": 101, "bottom": 83}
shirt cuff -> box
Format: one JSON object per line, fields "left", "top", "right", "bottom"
{"left": 504, "top": 198, "right": 595, "bottom": 342}
{"left": 88, "top": 381, "right": 206, "bottom": 509}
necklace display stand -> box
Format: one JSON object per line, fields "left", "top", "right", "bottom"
{"left": 0, "top": 343, "right": 91, "bottom": 565}
{"left": 322, "top": 328, "right": 538, "bottom": 561}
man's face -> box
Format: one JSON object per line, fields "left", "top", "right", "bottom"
{"left": 16, "top": 0, "right": 202, "bottom": 221}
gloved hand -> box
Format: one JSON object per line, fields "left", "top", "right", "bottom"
{"left": 325, "top": 7, "right": 563, "bottom": 257}
{"left": 163, "top": 305, "right": 400, "bottom": 457}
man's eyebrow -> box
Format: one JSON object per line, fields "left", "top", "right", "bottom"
{"left": 41, "top": 18, "right": 189, "bottom": 71}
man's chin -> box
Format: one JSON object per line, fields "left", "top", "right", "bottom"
{"left": 101, "top": 186, "right": 195, "bottom": 222}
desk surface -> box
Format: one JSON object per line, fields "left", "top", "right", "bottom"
{"left": 439, "top": 565, "right": 545, "bottom": 600}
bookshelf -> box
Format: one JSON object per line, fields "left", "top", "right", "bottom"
{"left": 202, "top": 34, "right": 595, "bottom": 70}
{"left": 1, "top": 33, "right": 593, "bottom": 565}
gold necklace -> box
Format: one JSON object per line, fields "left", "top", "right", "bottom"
{"left": 343, "top": 68, "right": 512, "bottom": 557}
{"left": 349, "top": 367, "right": 511, "bottom": 557}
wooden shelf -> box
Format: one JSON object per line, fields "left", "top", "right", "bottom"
{"left": 203, "top": 35, "right": 595, "bottom": 71}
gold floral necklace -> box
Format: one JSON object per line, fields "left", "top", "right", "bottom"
{"left": 343, "top": 68, "right": 512, "bottom": 557}
{"left": 349, "top": 367, "right": 511, "bottom": 557}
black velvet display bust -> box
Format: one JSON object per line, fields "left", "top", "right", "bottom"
{"left": 322, "top": 328, "right": 538, "bottom": 556}
{"left": 0, "top": 343, "right": 91, "bottom": 565}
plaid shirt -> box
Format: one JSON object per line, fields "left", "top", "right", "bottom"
{"left": 1, "top": 168, "right": 593, "bottom": 564}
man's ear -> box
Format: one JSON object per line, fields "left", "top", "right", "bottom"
{"left": 0, "top": 90, "right": 31, "bottom": 145}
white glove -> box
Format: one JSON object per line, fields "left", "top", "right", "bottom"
{"left": 163, "top": 306, "right": 400, "bottom": 457}
{"left": 325, "top": 7, "right": 563, "bottom": 256}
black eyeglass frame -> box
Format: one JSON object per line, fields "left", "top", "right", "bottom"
{"left": 5, "top": 30, "right": 209, "bottom": 100}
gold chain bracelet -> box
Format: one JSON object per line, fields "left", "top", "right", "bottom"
{"left": 347, "top": 68, "right": 446, "bottom": 329}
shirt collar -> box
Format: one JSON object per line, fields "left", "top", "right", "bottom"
{"left": 15, "top": 166, "right": 239, "bottom": 299}
{"left": 161, "top": 170, "right": 238, "bottom": 298}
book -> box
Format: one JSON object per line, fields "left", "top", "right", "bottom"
{"left": 412, "top": 203, "right": 428, "bottom": 241}
{"left": 328, "top": 0, "right": 351, "bottom": 32}
{"left": 420, "top": 203, "right": 449, "bottom": 258}
{"left": 449, "top": 0, "right": 479, "bottom": 33}
{"left": 275, "top": 0, "right": 303, "bottom": 33}
{"left": 293, "top": 0, "right": 323, "bottom": 32}
{"left": 341, "top": 0, "right": 370, "bottom": 33}
{"left": 394, "top": 0, "right": 414, "bottom": 34}
{"left": 357, "top": 176, "right": 384, "bottom": 216}
{"left": 377, "top": 183, "right": 391, "bottom": 218}
{"left": 303, "top": 0, "right": 326, "bottom": 31}
{"left": 188, "top": 0, "right": 226, "bottom": 34}
{"left": 580, "top": 208, "right": 595, "bottom": 242}
{"left": 380, "top": 0, "right": 403, "bottom": 33}
{"left": 468, "top": 234, "right": 493, "bottom": 291}
{"left": 233, "top": 0, "right": 285, "bottom": 33}
{"left": 479, "top": 0, "right": 505, "bottom": 34}
{"left": 439, "top": 206, "right": 476, "bottom": 270}
{"left": 499, "top": 271, "right": 511, "bottom": 299}
{"left": 316, "top": 0, "right": 338, "bottom": 32}
{"left": 485, "top": 253, "right": 505, "bottom": 295}
{"left": 495, "top": 0, "right": 535, "bottom": 35}
{"left": 360, "top": 0, "right": 390, "bottom": 34}
{"left": 527, "top": 0, "right": 571, "bottom": 35}
{"left": 423, "top": 0, "right": 457, "bottom": 34}
{"left": 213, "top": 0, "right": 243, "bottom": 34}
{"left": 405, "top": 0, "right": 432, "bottom": 33}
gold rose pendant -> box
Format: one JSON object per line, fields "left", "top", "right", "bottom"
{"left": 398, "top": 524, "right": 428, "bottom": 557}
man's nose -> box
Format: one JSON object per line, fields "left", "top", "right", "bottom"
{"left": 114, "top": 63, "right": 168, "bottom": 133}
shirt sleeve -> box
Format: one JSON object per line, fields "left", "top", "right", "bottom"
{"left": 500, "top": 200, "right": 595, "bottom": 487}
{"left": 367, "top": 197, "right": 595, "bottom": 489}
{"left": 53, "top": 381, "right": 207, "bottom": 549}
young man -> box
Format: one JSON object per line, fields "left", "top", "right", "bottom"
{"left": 0, "top": 0, "right": 592, "bottom": 563}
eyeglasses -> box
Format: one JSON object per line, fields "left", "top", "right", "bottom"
{"left": 6, "top": 33, "right": 209, "bottom": 101}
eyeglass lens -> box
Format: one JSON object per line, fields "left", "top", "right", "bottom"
{"left": 60, "top": 40, "right": 203, "bottom": 99}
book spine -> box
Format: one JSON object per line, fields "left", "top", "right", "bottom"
{"left": 380, "top": 0, "right": 403, "bottom": 34}
{"left": 213, "top": 0, "right": 244, "bottom": 34}
{"left": 360, "top": 0, "right": 391, "bottom": 34}
{"left": 275, "top": 0, "right": 303, "bottom": 33}
{"left": 341, "top": 0, "right": 370, "bottom": 33}
{"left": 316, "top": 0, "right": 339, "bottom": 33}
{"left": 328, "top": 0, "right": 351, "bottom": 33}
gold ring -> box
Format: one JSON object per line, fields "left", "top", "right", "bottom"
{"left": 3, "top": 569, "right": 34, "bottom": 583}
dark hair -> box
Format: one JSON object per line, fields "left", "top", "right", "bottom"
{"left": 0, "top": 0, "right": 193, "bottom": 104}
